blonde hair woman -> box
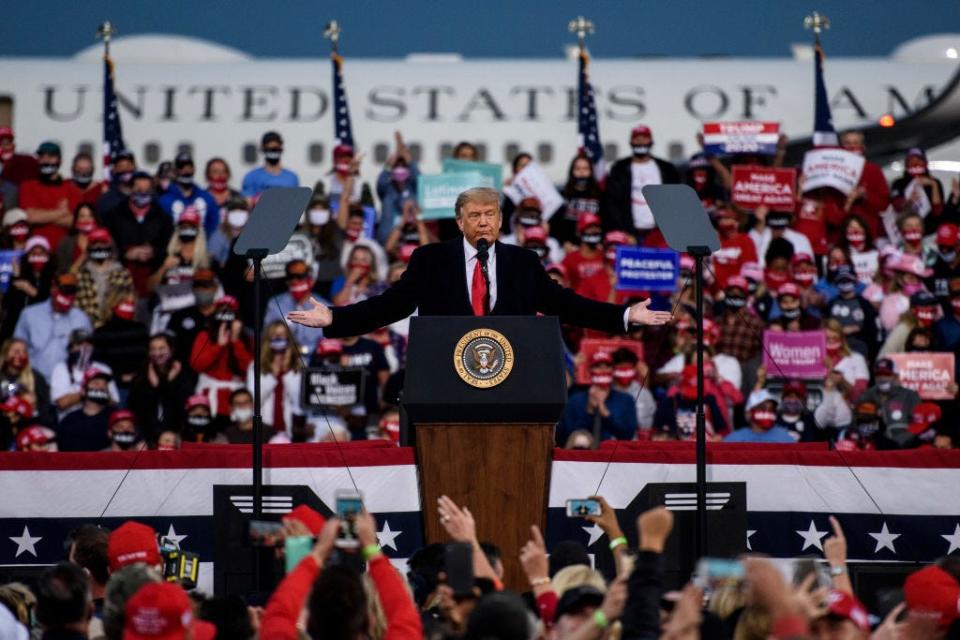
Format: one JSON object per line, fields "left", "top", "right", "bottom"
{"left": 245, "top": 320, "right": 303, "bottom": 435}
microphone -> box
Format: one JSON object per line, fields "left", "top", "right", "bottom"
{"left": 475, "top": 238, "right": 489, "bottom": 264}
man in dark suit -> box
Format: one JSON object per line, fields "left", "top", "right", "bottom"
{"left": 288, "top": 187, "right": 672, "bottom": 336}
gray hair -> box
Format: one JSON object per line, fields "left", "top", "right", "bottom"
{"left": 102, "top": 564, "right": 162, "bottom": 640}
{"left": 454, "top": 187, "right": 501, "bottom": 219}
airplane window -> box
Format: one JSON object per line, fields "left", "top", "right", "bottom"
{"left": 176, "top": 143, "right": 193, "bottom": 159}
{"left": 408, "top": 143, "right": 422, "bottom": 163}
{"left": 308, "top": 143, "right": 325, "bottom": 165}
{"left": 667, "top": 142, "right": 685, "bottom": 164}
{"left": 242, "top": 143, "right": 258, "bottom": 165}
{"left": 603, "top": 143, "right": 618, "bottom": 162}
{"left": 77, "top": 142, "right": 94, "bottom": 157}
{"left": 374, "top": 143, "right": 389, "bottom": 164}
{"left": 440, "top": 142, "right": 454, "bottom": 159}
{"left": 537, "top": 143, "right": 553, "bottom": 165}
{"left": 144, "top": 142, "right": 160, "bottom": 164}
{"left": 504, "top": 143, "right": 520, "bottom": 162}
{"left": 475, "top": 144, "right": 487, "bottom": 162}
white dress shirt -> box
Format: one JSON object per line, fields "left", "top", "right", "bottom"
{"left": 464, "top": 238, "right": 498, "bottom": 310}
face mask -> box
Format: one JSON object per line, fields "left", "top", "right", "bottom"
{"left": 53, "top": 292, "right": 75, "bottom": 312}
{"left": 289, "top": 279, "right": 312, "bottom": 301}
{"left": 529, "top": 245, "right": 548, "bottom": 260}
{"left": 308, "top": 208, "right": 331, "bottom": 226}
{"left": 85, "top": 388, "right": 111, "bottom": 405}
{"left": 345, "top": 227, "right": 361, "bottom": 242}
{"left": 632, "top": 145, "right": 651, "bottom": 157}
{"left": 114, "top": 171, "right": 133, "bottom": 187}
{"left": 781, "top": 399, "right": 804, "bottom": 417}
{"left": 693, "top": 172, "right": 708, "bottom": 188}
{"left": 176, "top": 173, "right": 194, "bottom": 188}
{"left": 89, "top": 246, "right": 111, "bottom": 262}
{"left": 907, "top": 165, "right": 926, "bottom": 177}
{"left": 215, "top": 311, "right": 236, "bottom": 324}
{"left": 391, "top": 166, "right": 411, "bottom": 182}
{"left": 194, "top": 290, "right": 216, "bottom": 307}
{"left": 8, "top": 223, "right": 29, "bottom": 240}
{"left": 794, "top": 271, "right": 816, "bottom": 287}
{"left": 725, "top": 295, "right": 746, "bottom": 309}
{"left": 208, "top": 177, "right": 228, "bottom": 191}
{"left": 348, "top": 262, "right": 371, "bottom": 276}
{"left": 75, "top": 220, "right": 96, "bottom": 234}
{"left": 836, "top": 280, "right": 856, "bottom": 294}
{"left": 27, "top": 253, "right": 49, "bottom": 271}
{"left": 902, "top": 229, "right": 923, "bottom": 244}
{"left": 938, "top": 248, "right": 957, "bottom": 262}
{"left": 38, "top": 163, "right": 59, "bottom": 179}
{"left": 902, "top": 282, "right": 924, "bottom": 296}
{"left": 780, "top": 306, "right": 801, "bottom": 320}
{"left": 111, "top": 431, "right": 138, "bottom": 449}
{"left": 130, "top": 192, "right": 152, "bottom": 208}
{"left": 269, "top": 337, "right": 288, "bottom": 352}
{"left": 150, "top": 351, "right": 171, "bottom": 367}
{"left": 718, "top": 222, "right": 737, "bottom": 237}
{"left": 846, "top": 230, "right": 866, "bottom": 249}
{"left": 225, "top": 210, "right": 247, "bottom": 229}
{"left": 765, "top": 271, "right": 789, "bottom": 290}
{"left": 573, "top": 177, "right": 590, "bottom": 190}
{"left": 581, "top": 233, "right": 602, "bottom": 247}
{"left": 334, "top": 161, "right": 352, "bottom": 176}
{"left": 877, "top": 380, "right": 893, "bottom": 392}
{"left": 114, "top": 300, "right": 136, "bottom": 321}
{"left": 0, "top": 148, "right": 13, "bottom": 162}
{"left": 178, "top": 227, "right": 199, "bottom": 243}
{"left": 263, "top": 149, "right": 282, "bottom": 165}
{"left": 914, "top": 307, "right": 936, "bottom": 327}
{"left": 826, "top": 339, "right": 843, "bottom": 353}
{"left": 751, "top": 410, "right": 777, "bottom": 430}
{"left": 613, "top": 366, "right": 636, "bottom": 384}
{"left": 7, "top": 353, "right": 27, "bottom": 370}
{"left": 591, "top": 372, "right": 613, "bottom": 386}
{"left": 605, "top": 248, "right": 618, "bottom": 263}
{"left": 187, "top": 415, "right": 211, "bottom": 429}
{"left": 856, "top": 421, "right": 880, "bottom": 438}
{"left": 73, "top": 174, "right": 93, "bottom": 188}
{"left": 231, "top": 407, "right": 253, "bottom": 423}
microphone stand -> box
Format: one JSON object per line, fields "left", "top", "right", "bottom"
{"left": 477, "top": 239, "right": 491, "bottom": 315}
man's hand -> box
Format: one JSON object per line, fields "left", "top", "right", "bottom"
{"left": 437, "top": 495, "right": 477, "bottom": 543}
{"left": 311, "top": 518, "right": 341, "bottom": 566}
{"left": 823, "top": 515, "right": 847, "bottom": 568}
{"left": 287, "top": 297, "right": 333, "bottom": 328}
{"left": 585, "top": 495, "right": 624, "bottom": 541}
{"left": 637, "top": 506, "right": 673, "bottom": 553}
{"left": 355, "top": 510, "right": 379, "bottom": 549}
{"left": 519, "top": 525, "right": 549, "bottom": 588}
{"left": 587, "top": 385, "right": 610, "bottom": 416}
{"left": 217, "top": 322, "right": 230, "bottom": 346}
{"left": 628, "top": 299, "right": 673, "bottom": 326}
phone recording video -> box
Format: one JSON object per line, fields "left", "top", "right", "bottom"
{"left": 335, "top": 489, "right": 364, "bottom": 549}
{"left": 565, "top": 498, "right": 602, "bottom": 518}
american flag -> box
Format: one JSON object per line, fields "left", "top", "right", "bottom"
{"left": 576, "top": 47, "right": 606, "bottom": 181}
{"left": 102, "top": 52, "right": 127, "bottom": 179}
{"left": 331, "top": 53, "right": 355, "bottom": 147}
{"left": 812, "top": 42, "right": 838, "bottom": 148}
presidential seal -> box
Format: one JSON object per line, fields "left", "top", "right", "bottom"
{"left": 453, "top": 328, "right": 514, "bottom": 389}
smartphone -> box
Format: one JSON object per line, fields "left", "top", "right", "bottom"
{"left": 694, "top": 558, "right": 744, "bottom": 588}
{"left": 445, "top": 542, "right": 474, "bottom": 597}
{"left": 565, "top": 499, "right": 602, "bottom": 518}
{"left": 285, "top": 535, "right": 314, "bottom": 573}
{"left": 793, "top": 558, "right": 830, "bottom": 589}
{"left": 335, "top": 489, "right": 364, "bottom": 549}
{"left": 248, "top": 520, "right": 285, "bottom": 547}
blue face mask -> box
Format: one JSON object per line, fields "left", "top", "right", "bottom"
{"left": 130, "top": 192, "right": 152, "bottom": 208}
{"left": 269, "top": 338, "right": 289, "bottom": 353}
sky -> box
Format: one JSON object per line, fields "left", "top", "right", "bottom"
{"left": 2, "top": 0, "right": 959, "bottom": 59}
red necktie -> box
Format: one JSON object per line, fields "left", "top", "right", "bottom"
{"left": 273, "top": 372, "right": 285, "bottom": 433}
{"left": 471, "top": 259, "right": 487, "bottom": 316}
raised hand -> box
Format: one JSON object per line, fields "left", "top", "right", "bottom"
{"left": 628, "top": 298, "right": 673, "bottom": 326}
{"left": 437, "top": 495, "right": 477, "bottom": 543}
{"left": 519, "top": 525, "right": 549, "bottom": 588}
{"left": 287, "top": 297, "right": 333, "bottom": 328}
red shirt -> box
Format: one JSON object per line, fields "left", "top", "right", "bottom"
{"left": 19, "top": 178, "right": 83, "bottom": 249}
{"left": 0, "top": 154, "right": 39, "bottom": 185}
{"left": 793, "top": 198, "right": 828, "bottom": 256}
{"left": 561, "top": 250, "right": 604, "bottom": 290}
{"left": 849, "top": 161, "right": 890, "bottom": 238}
{"left": 711, "top": 233, "right": 758, "bottom": 290}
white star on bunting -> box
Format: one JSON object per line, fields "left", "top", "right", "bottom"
{"left": 941, "top": 524, "right": 960, "bottom": 555}
{"left": 868, "top": 522, "right": 901, "bottom": 554}
{"left": 163, "top": 524, "right": 188, "bottom": 549}
{"left": 746, "top": 530, "right": 757, "bottom": 551}
{"left": 376, "top": 520, "right": 402, "bottom": 551}
{"left": 10, "top": 526, "right": 42, "bottom": 558}
{"left": 796, "top": 520, "right": 829, "bottom": 551}
{"left": 582, "top": 523, "right": 604, "bottom": 547}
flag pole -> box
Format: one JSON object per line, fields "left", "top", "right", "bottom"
{"left": 567, "top": 15, "right": 594, "bottom": 58}
{"left": 96, "top": 20, "right": 115, "bottom": 58}
{"left": 323, "top": 20, "right": 341, "bottom": 55}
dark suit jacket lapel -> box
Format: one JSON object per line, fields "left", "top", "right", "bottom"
{"left": 491, "top": 240, "right": 508, "bottom": 315}
{"left": 454, "top": 237, "right": 473, "bottom": 314}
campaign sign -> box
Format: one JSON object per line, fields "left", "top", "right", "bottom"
{"left": 502, "top": 162, "right": 564, "bottom": 219}
{"left": 418, "top": 172, "right": 485, "bottom": 220}
{"left": 0, "top": 250, "right": 22, "bottom": 294}
{"left": 702, "top": 121, "right": 780, "bottom": 156}
{"left": 731, "top": 166, "right": 797, "bottom": 210}
{"left": 801, "top": 148, "right": 866, "bottom": 196}
{"left": 442, "top": 159, "right": 504, "bottom": 191}
{"left": 615, "top": 247, "right": 679, "bottom": 293}
{"left": 762, "top": 330, "right": 827, "bottom": 379}
{"left": 302, "top": 367, "right": 366, "bottom": 407}
{"left": 888, "top": 353, "right": 956, "bottom": 400}
{"left": 576, "top": 338, "right": 644, "bottom": 384}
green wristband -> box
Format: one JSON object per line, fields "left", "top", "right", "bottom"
{"left": 593, "top": 610, "right": 609, "bottom": 629}
{"left": 609, "top": 536, "right": 628, "bottom": 551}
{"left": 361, "top": 544, "right": 382, "bottom": 560}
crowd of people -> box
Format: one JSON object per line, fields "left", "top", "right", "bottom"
{"left": 0, "top": 122, "right": 959, "bottom": 453}
{"left": 2, "top": 498, "right": 959, "bottom": 639}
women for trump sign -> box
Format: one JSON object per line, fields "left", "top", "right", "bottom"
{"left": 762, "top": 330, "right": 827, "bottom": 379}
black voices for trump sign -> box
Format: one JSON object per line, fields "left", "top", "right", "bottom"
{"left": 302, "top": 367, "right": 366, "bottom": 408}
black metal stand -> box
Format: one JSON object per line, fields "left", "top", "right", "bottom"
{"left": 689, "top": 246, "right": 711, "bottom": 560}
{"left": 247, "top": 248, "right": 268, "bottom": 591}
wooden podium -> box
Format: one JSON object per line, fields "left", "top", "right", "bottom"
{"left": 403, "top": 316, "right": 568, "bottom": 590}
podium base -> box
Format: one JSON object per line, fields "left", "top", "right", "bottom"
{"left": 416, "top": 422, "right": 554, "bottom": 591}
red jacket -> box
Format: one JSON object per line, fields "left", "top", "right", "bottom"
{"left": 848, "top": 161, "right": 890, "bottom": 238}
{"left": 260, "top": 554, "right": 422, "bottom": 640}
{"left": 711, "top": 233, "right": 757, "bottom": 291}
{"left": 189, "top": 330, "right": 252, "bottom": 414}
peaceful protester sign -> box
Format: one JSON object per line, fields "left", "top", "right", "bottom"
{"left": 762, "top": 330, "right": 828, "bottom": 379}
